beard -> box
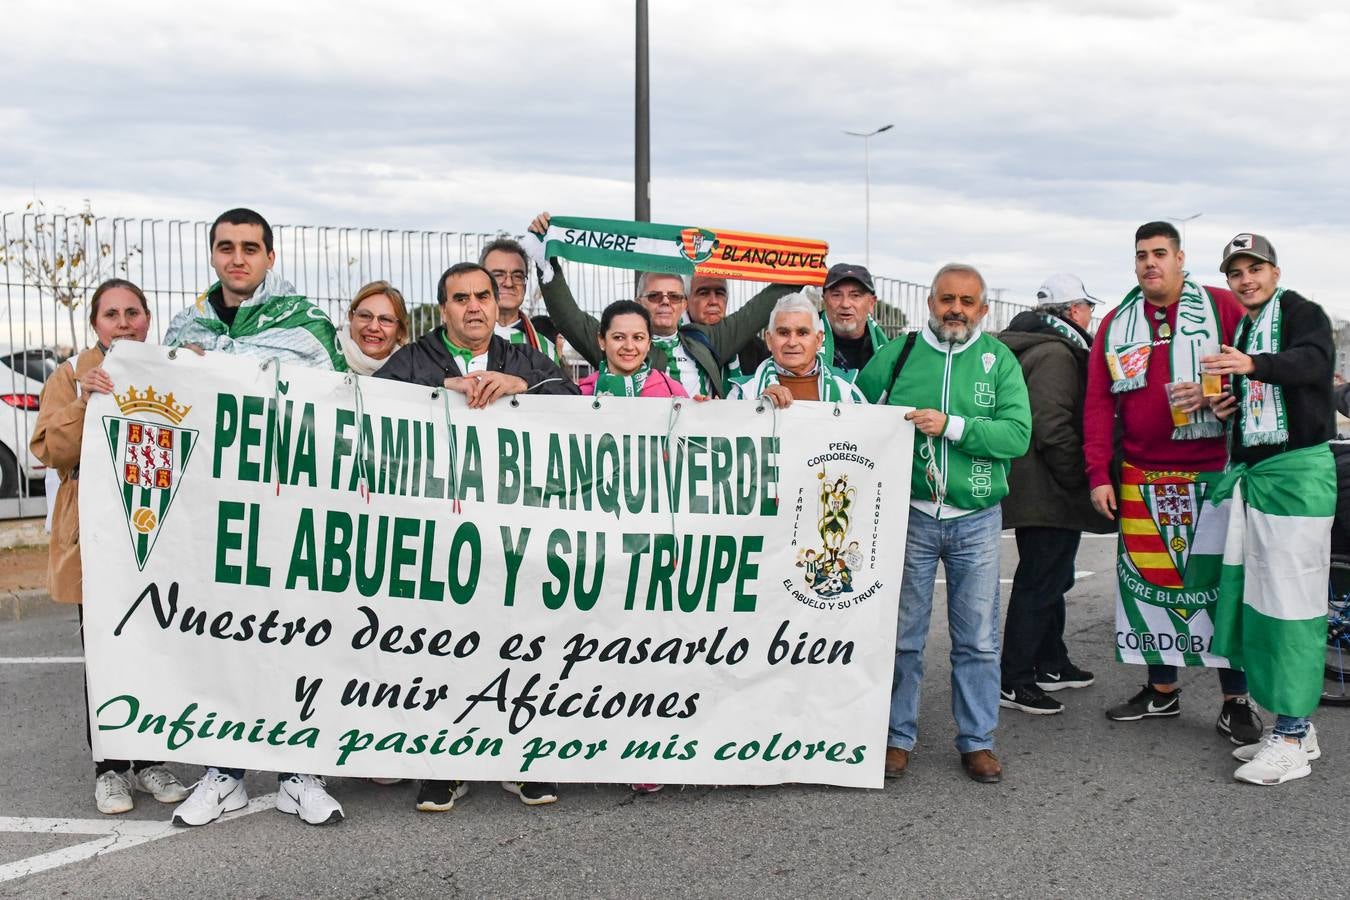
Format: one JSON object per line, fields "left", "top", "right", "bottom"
{"left": 928, "top": 312, "right": 973, "bottom": 344}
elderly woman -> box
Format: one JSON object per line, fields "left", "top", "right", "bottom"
{"left": 31, "top": 278, "right": 191, "bottom": 815}
{"left": 727, "top": 292, "right": 866, "bottom": 406}
{"left": 338, "top": 280, "right": 411, "bottom": 374}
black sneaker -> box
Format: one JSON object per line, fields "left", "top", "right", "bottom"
{"left": 1035, "top": 663, "right": 1095, "bottom": 692}
{"left": 501, "top": 781, "right": 559, "bottom": 806}
{"left": 1216, "top": 696, "right": 1263, "bottom": 745}
{"left": 1000, "top": 684, "right": 1064, "bottom": 715}
{"left": 415, "top": 779, "right": 467, "bottom": 812}
{"left": 1105, "top": 685, "right": 1181, "bottom": 721}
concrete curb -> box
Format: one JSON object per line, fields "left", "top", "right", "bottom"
{"left": 1, "top": 589, "right": 60, "bottom": 620}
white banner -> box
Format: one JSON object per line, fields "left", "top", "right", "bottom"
{"left": 81, "top": 342, "right": 912, "bottom": 788}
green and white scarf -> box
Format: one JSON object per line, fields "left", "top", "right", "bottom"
{"left": 651, "top": 334, "right": 707, "bottom": 397}
{"left": 1234, "top": 287, "right": 1287, "bottom": 447}
{"left": 730, "top": 354, "right": 864, "bottom": 403}
{"left": 593, "top": 360, "right": 651, "bottom": 397}
{"left": 1039, "top": 314, "right": 1089, "bottom": 351}
{"left": 496, "top": 317, "right": 561, "bottom": 364}
{"left": 821, "top": 316, "right": 889, "bottom": 371}
{"left": 1104, "top": 278, "right": 1222, "bottom": 439}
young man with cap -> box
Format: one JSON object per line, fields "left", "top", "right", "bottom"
{"left": 1201, "top": 234, "right": 1335, "bottom": 785}
{"left": 821, "top": 263, "right": 890, "bottom": 373}
{"left": 998, "top": 274, "right": 1114, "bottom": 715}
{"left": 856, "top": 263, "right": 1031, "bottom": 784}
{"left": 1084, "top": 221, "right": 1261, "bottom": 744}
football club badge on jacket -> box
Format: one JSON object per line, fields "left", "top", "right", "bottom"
{"left": 102, "top": 385, "right": 197, "bottom": 570}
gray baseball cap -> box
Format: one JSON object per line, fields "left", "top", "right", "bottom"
{"left": 1220, "top": 233, "right": 1278, "bottom": 273}
{"left": 824, "top": 263, "right": 875, "bottom": 293}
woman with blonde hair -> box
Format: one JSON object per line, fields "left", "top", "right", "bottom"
{"left": 338, "top": 280, "right": 411, "bottom": 375}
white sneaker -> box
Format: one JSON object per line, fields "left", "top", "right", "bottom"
{"left": 276, "top": 774, "right": 344, "bottom": 825}
{"left": 1233, "top": 734, "right": 1312, "bottom": 785}
{"left": 172, "top": 768, "right": 248, "bottom": 826}
{"left": 1233, "top": 723, "right": 1321, "bottom": 762}
{"left": 129, "top": 765, "right": 190, "bottom": 803}
{"left": 94, "top": 770, "right": 134, "bottom": 815}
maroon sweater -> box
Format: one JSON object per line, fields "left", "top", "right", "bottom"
{"left": 1084, "top": 286, "right": 1243, "bottom": 488}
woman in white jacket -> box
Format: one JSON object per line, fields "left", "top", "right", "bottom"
{"left": 338, "top": 281, "right": 411, "bottom": 374}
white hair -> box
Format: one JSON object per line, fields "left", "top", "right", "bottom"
{"left": 928, "top": 263, "right": 988, "bottom": 303}
{"left": 768, "top": 292, "right": 823, "bottom": 332}
{"left": 635, "top": 270, "right": 691, "bottom": 298}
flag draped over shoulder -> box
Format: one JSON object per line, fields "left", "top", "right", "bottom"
{"left": 1210, "top": 443, "right": 1334, "bottom": 717}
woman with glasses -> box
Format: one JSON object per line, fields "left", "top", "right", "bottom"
{"left": 339, "top": 281, "right": 411, "bottom": 375}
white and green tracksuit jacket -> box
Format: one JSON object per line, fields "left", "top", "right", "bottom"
{"left": 856, "top": 325, "right": 1030, "bottom": 517}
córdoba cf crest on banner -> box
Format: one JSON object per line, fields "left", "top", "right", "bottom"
{"left": 101, "top": 385, "right": 197, "bottom": 570}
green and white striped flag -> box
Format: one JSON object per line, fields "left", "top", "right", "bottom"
{"left": 1210, "top": 443, "right": 1334, "bottom": 717}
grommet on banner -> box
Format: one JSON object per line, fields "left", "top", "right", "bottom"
{"left": 430, "top": 389, "right": 441, "bottom": 399}
{"left": 591, "top": 399, "right": 601, "bottom": 410}
{"left": 260, "top": 359, "right": 272, "bottom": 372}
{"left": 344, "top": 374, "right": 354, "bottom": 387}
{"left": 167, "top": 348, "right": 178, "bottom": 360}
{"left": 510, "top": 396, "right": 520, "bottom": 408}
{"left": 833, "top": 403, "right": 842, "bottom": 417}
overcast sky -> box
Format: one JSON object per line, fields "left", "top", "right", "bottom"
{"left": 3, "top": 0, "right": 1347, "bottom": 315}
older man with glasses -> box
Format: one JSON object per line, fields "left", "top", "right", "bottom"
{"left": 480, "top": 237, "right": 561, "bottom": 364}
{"left": 529, "top": 212, "right": 794, "bottom": 398}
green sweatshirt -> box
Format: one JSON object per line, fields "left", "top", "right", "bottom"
{"left": 856, "top": 325, "right": 1030, "bottom": 516}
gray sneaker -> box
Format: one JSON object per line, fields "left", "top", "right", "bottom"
{"left": 130, "top": 765, "right": 190, "bottom": 803}
{"left": 95, "top": 770, "right": 134, "bottom": 815}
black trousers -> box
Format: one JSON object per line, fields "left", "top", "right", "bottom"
{"left": 1001, "top": 527, "right": 1081, "bottom": 688}
{"left": 79, "top": 606, "right": 159, "bottom": 776}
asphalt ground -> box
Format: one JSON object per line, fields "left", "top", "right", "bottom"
{"left": 1, "top": 533, "right": 1345, "bottom": 899}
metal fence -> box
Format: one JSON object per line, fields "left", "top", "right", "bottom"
{"left": 0, "top": 210, "right": 1034, "bottom": 518}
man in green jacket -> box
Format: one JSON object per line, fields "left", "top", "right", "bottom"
{"left": 528, "top": 212, "right": 794, "bottom": 398}
{"left": 856, "top": 263, "right": 1031, "bottom": 785}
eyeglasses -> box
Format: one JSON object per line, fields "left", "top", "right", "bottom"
{"left": 642, "top": 291, "right": 687, "bottom": 305}
{"left": 352, "top": 310, "right": 399, "bottom": 327}
{"left": 490, "top": 269, "right": 528, "bottom": 285}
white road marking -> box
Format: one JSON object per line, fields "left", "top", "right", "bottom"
{"left": 936, "top": 571, "right": 1096, "bottom": 585}
{"left": 0, "top": 657, "right": 84, "bottom": 664}
{"left": 0, "top": 793, "right": 276, "bottom": 883}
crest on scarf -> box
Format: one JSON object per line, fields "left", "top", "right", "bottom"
{"left": 102, "top": 385, "right": 198, "bottom": 570}
{"left": 678, "top": 227, "right": 718, "bottom": 264}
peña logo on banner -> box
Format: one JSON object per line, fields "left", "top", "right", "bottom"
{"left": 80, "top": 343, "right": 915, "bottom": 788}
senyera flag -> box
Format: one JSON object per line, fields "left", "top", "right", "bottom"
{"left": 527, "top": 216, "right": 829, "bottom": 285}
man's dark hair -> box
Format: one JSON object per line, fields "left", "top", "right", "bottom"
{"left": 478, "top": 237, "right": 528, "bottom": 271}
{"left": 599, "top": 299, "right": 653, "bottom": 336}
{"left": 1135, "top": 220, "right": 1181, "bottom": 250}
{"left": 210, "top": 208, "right": 274, "bottom": 253}
{"left": 437, "top": 262, "right": 500, "bottom": 306}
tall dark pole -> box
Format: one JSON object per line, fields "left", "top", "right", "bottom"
{"left": 635, "top": 0, "right": 651, "bottom": 221}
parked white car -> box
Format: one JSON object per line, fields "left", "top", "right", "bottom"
{"left": 0, "top": 347, "right": 58, "bottom": 498}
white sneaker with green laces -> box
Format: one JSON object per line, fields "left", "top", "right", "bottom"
{"left": 1233, "top": 723, "right": 1320, "bottom": 763}
{"left": 94, "top": 770, "right": 134, "bottom": 815}
{"left": 130, "top": 765, "right": 190, "bottom": 803}
{"left": 1233, "top": 733, "right": 1312, "bottom": 785}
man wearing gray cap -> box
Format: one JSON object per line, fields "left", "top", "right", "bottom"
{"left": 998, "top": 274, "right": 1113, "bottom": 715}
{"left": 1201, "top": 234, "right": 1335, "bottom": 785}
{"left": 821, "top": 263, "right": 890, "bottom": 373}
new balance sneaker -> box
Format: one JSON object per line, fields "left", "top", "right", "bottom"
{"left": 1035, "top": 664, "right": 1095, "bottom": 692}
{"left": 276, "top": 774, "right": 344, "bottom": 825}
{"left": 999, "top": 684, "right": 1064, "bottom": 715}
{"left": 1215, "top": 696, "right": 1264, "bottom": 745}
{"left": 415, "top": 780, "right": 468, "bottom": 812}
{"left": 172, "top": 768, "right": 248, "bottom": 827}
{"left": 94, "top": 770, "right": 134, "bottom": 815}
{"left": 1234, "top": 723, "right": 1321, "bottom": 762}
{"left": 129, "top": 765, "right": 189, "bottom": 803}
{"left": 1233, "top": 733, "right": 1312, "bottom": 785}
{"left": 1105, "top": 685, "right": 1181, "bottom": 721}
{"left": 502, "top": 781, "right": 559, "bottom": 806}
{"left": 631, "top": 784, "right": 665, "bottom": 794}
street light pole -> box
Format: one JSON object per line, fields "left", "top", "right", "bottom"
{"left": 1166, "top": 212, "right": 1203, "bottom": 249}
{"left": 635, "top": 0, "right": 651, "bottom": 222}
{"left": 844, "top": 124, "right": 893, "bottom": 268}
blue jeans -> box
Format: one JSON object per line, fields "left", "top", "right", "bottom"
{"left": 889, "top": 505, "right": 1002, "bottom": 753}
{"left": 1147, "top": 664, "right": 1247, "bottom": 695}
{"left": 1274, "top": 715, "right": 1310, "bottom": 739}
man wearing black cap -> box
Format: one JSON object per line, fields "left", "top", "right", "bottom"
{"left": 1201, "top": 234, "right": 1335, "bottom": 785}
{"left": 998, "top": 274, "right": 1113, "bottom": 715}
{"left": 822, "top": 263, "right": 890, "bottom": 373}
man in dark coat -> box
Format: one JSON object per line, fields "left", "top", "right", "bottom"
{"left": 998, "top": 274, "right": 1114, "bottom": 715}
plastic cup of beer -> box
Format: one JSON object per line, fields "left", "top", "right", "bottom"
{"left": 1201, "top": 373, "right": 1224, "bottom": 397}
{"left": 1165, "top": 382, "right": 1190, "bottom": 426}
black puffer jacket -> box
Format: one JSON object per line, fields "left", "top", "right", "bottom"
{"left": 375, "top": 327, "right": 579, "bottom": 395}
{"left": 999, "top": 311, "right": 1113, "bottom": 534}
